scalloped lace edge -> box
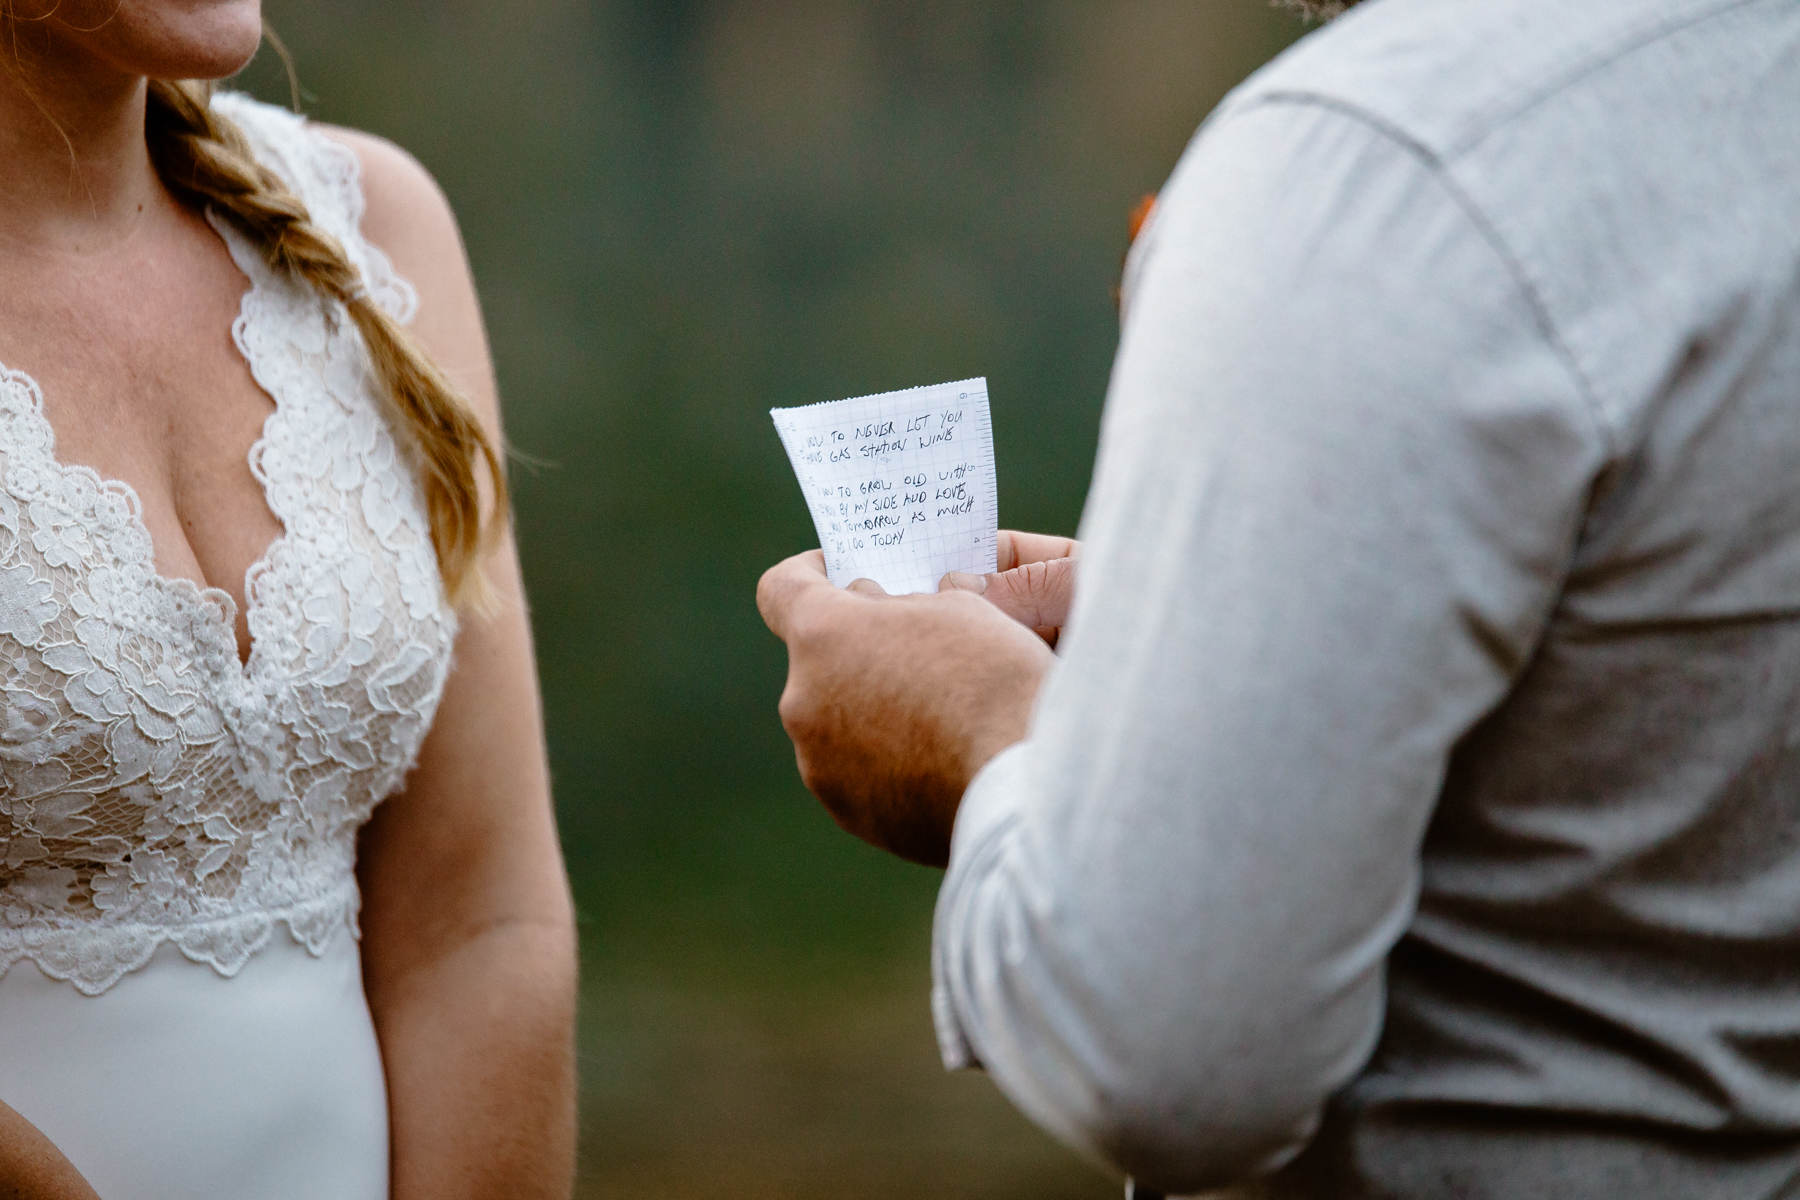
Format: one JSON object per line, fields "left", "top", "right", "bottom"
{"left": 0, "top": 886, "right": 359, "bottom": 997}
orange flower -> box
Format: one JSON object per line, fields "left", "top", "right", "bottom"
{"left": 1128, "top": 193, "right": 1158, "bottom": 244}
{"left": 1116, "top": 193, "right": 1159, "bottom": 312}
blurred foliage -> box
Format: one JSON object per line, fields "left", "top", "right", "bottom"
{"left": 243, "top": 3, "right": 1299, "bottom": 1196}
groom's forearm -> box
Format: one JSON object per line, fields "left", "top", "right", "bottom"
{"left": 369, "top": 920, "right": 578, "bottom": 1200}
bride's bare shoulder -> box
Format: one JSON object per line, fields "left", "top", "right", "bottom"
{"left": 313, "top": 125, "right": 498, "bottom": 417}
{"left": 314, "top": 126, "right": 461, "bottom": 273}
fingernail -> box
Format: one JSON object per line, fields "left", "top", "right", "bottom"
{"left": 941, "top": 572, "right": 988, "bottom": 594}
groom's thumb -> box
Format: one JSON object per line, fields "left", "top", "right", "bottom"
{"left": 943, "top": 557, "right": 1078, "bottom": 635}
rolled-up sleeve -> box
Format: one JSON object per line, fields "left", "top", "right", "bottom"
{"left": 931, "top": 97, "right": 1611, "bottom": 1194}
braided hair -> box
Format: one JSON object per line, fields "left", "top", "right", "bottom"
{"left": 144, "top": 79, "right": 506, "bottom": 610}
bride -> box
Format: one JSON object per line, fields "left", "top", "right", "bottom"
{"left": 0, "top": 1, "right": 576, "bottom": 1197}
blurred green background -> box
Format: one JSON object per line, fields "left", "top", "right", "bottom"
{"left": 244, "top": 3, "right": 1300, "bottom": 1196}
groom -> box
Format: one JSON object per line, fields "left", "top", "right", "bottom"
{"left": 759, "top": 0, "right": 1800, "bottom": 1195}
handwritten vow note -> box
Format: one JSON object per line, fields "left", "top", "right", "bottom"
{"left": 772, "top": 378, "right": 999, "bottom": 595}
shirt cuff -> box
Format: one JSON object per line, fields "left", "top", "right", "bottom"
{"left": 930, "top": 739, "right": 1033, "bottom": 1072}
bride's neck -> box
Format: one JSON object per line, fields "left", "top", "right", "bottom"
{"left": 0, "top": 29, "right": 162, "bottom": 255}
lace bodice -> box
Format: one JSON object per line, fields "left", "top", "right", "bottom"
{"left": 0, "top": 93, "right": 456, "bottom": 995}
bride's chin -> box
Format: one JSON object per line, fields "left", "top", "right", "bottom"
{"left": 147, "top": 21, "right": 266, "bottom": 83}
{"left": 27, "top": 0, "right": 265, "bottom": 82}
{"left": 131, "top": 0, "right": 266, "bottom": 81}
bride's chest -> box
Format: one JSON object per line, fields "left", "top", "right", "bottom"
{"left": 0, "top": 214, "right": 290, "bottom": 666}
{"left": 0, "top": 233, "right": 456, "bottom": 847}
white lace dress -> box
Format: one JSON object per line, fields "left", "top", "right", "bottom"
{"left": 0, "top": 93, "right": 454, "bottom": 1199}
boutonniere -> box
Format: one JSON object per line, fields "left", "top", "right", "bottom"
{"left": 1128, "top": 193, "right": 1158, "bottom": 245}
{"left": 1116, "top": 192, "right": 1158, "bottom": 311}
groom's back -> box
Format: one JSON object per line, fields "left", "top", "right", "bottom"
{"left": 1246, "top": 1, "right": 1800, "bottom": 1195}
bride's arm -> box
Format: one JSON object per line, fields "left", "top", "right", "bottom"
{"left": 0, "top": 1102, "right": 100, "bottom": 1198}
{"left": 335, "top": 128, "right": 577, "bottom": 1200}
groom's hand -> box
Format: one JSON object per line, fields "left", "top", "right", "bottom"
{"left": 944, "top": 530, "right": 1080, "bottom": 646}
{"left": 757, "top": 550, "right": 1054, "bottom": 867}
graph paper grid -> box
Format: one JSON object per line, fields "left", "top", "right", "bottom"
{"left": 772, "top": 378, "right": 998, "bottom": 595}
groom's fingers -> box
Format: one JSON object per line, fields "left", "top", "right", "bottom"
{"left": 995, "top": 529, "right": 1080, "bottom": 572}
{"left": 944, "top": 555, "right": 1078, "bottom": 635}
{"left": 756, "top": 550, "right": 834, "bottom": 641}
{"left": 990, "top": 556, "right": 1078, "bottom": 631}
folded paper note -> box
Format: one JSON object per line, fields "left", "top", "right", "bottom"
{"left": 772, "top": 378, "right": 999, "bottom": 594}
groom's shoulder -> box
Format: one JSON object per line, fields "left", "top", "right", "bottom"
{"left": 1228, "top": 0, "right": 1762, "bottom": 161}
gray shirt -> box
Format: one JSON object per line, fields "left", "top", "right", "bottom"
{"left": 929, "top": 0, "right": 1800, "bottom": 1196}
